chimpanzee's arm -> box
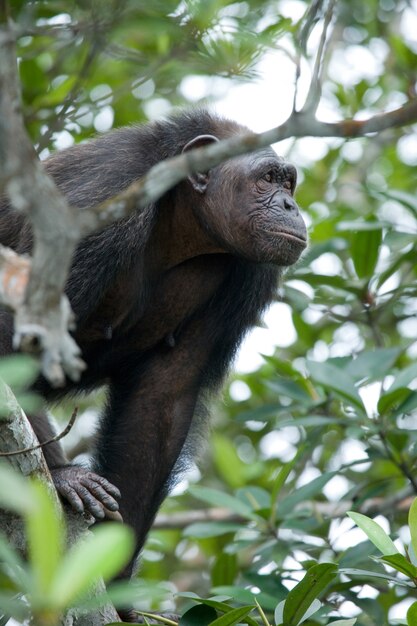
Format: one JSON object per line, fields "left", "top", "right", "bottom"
{"left": 29, "top": 413, "right": 68, "bottom": 467}
{"left": 93, "top": 311, "right": 222, "bottom": 568}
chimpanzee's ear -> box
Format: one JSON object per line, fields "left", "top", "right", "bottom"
{"left": 182, "top": 134, "right": 219, "bottom": 193}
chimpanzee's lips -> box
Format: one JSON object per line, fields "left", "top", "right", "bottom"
{"left": 270, "top": 229, "right": 308, "bottom": 247}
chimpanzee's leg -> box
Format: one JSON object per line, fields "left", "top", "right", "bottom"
{"left": 93, "top": 313, "right": 222, "bottom": 620}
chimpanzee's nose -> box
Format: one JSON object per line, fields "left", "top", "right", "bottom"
{"left": 282, "top": 195, "right": 298, "bottom": 213}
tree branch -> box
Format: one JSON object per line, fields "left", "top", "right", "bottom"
{"left": 77, "top": 97, "right": 417, "bottom": 237}
{"left": 0, "top": 16, "right": 85, "bottom": 387}
{"left": 153, "top": 488, "right": 414, "bottom": 530}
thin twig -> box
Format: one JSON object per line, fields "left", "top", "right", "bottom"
{"left": 0, "top": 407, "right": 78, "bottom": 456}
{"left": 152, "top": 488, "right": 414, "bottom": 530}
{"left": 134, "top": 612, "right": 178, "bottom": 626}
{"left": 365, "top": 304, "right": 385, "bottom": 348}
{"left": 293, "top": 0, "right": 324, "bottom": 113}
{"left": 291, "top": 50, "right": 301, "bottom": 114}
{"left": 302, "top": 0, "right": 336, "bottom": 115}
{"left": 298, "top": 0, "right": 325, "bottom": 54}
{"left": 255, "top": 598, "right": 272, "bottom": 626}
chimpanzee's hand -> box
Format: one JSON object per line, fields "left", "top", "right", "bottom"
{"left": 51, "top": 466, "right": 122, "bottom": 521}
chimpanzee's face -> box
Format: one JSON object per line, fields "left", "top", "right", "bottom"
{"left": 199, "top": 148, "right": 307, "bottom": 265}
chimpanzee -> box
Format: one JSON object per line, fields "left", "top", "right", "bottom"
{"left": 0, "top": 109, "right": 307, "bottom": 617}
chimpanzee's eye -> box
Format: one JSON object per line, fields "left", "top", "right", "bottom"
{"left": 283, "top": 180, "right": 292, "bottom": 191}
{"left": 263, "top": 172, "right": 273, "bottom": 183}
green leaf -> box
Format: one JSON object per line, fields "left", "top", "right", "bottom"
{"left": 188, "top": 487, "right": 259, "bottom": 521}
{"left": 274, "top": 600, "right": 285, "bottom": 626}
{"left": 379, "top": 554, "right": 417, "bottom": 579}
{"left": 350, "top": 227, "right": 382, "bottom": 279}
{"left": 76, "top": 581, "right": 152, "bottom": 612}
{"left": 0, "top": 464, "right": 36, "bottom": 515}
{"left": 327, "top": 620, "right": 357, "bottom": 626}
{"left": 211, "top": 553, "right": 237, "bottom": 587}
{"left": 394, "top": 391, "right": 417, "bottom": 417}
{"left": 376, "top": 246, "right": 416, "bottom": 289}
{"left": 276, "top": 415, "right": 345, "bottom": 428}
{"left": 338, "top": 540, "right": 377, "bottom": 568}
{"left": 409, "top": 498, "right": 417, "bottom": 559}
{"left": 236, "top": 486, "right": 270, "bottom": 511}
{"left": 178, "top": 596, "right": 258, "bottom": 626}
{"left": 291, "top": 271, "right": 359, "bottom": 294}
{"left": 208, "top": 605, "right": 255, "bottom": 626}
{"left": 277, "top": 598, "right": 321, "bottom": 625}
{"left": 211, "top": 587, "right": 277, "bottom": 611}
{"left": 183, "top": 522, "right": 243, "bottom": 538}
{"left": 408, "top": 542, "right": 417, "bottom": 567}
{"left": 270, "top": 455, "right": 299, "bottom": 504}
{"left": 387, "top": 362, "right": 417, "bottom": 393}
{"left": 339, "top": 567, "right": 413, "bottom": 586}
{"left": 345, "top": 348, "right": 400, "bottom": 383}
{"left": 14, "top": 391, "right": 42, "bottom": 415}
{"left": 179, "top": 604, "right": 218, "bottom": 626}
{"left": 306, "top": 360, "right": 364, "bottom": 411}
{"left": 299, "top": 599, "right": 322, "bottom": 624}
{"left": 279, "top": 471, "right": 337, "bottom": 516}
{"left": 378, "top": 387, "right": 411, "bottom": 416}
{"left": 347, "top": 512, "right": 398, "bottom": 555}
{"left": 212, "top": 434, "right": 246, "bottom": 488}
{"left": 407, "top": 602, "right": 417, "bottom": 626}
{"left": 281, "top": 285, "right": 311, "bottom": 310}
{"left": 298, "top": 599, "right": 321, "bottom": 623}
{"left": 270, "top": 446, "right": 306, "bottom": 524}
{"left": 0, "top": 532, "right": 29, "bottom": 590}
{"left": 380, "top": 189, "right": 417, "bottom": 215}
{"left": 236, "top": 404, "right": 282, "bottom": 422}
{"left": 379, "top": 387, "right": 417, "bottom": 418}
{"left": 267, "top": 379, "right": 311, "bottom": 404}
{"left": 50, "top": 524, "right": 135, "bottom": 608}
{"left": 0, "top": 355, "right": 39, "bottom": 390}
{"left": 338, "top": 220, "right": 387, "bottom": 231}
{"left": 26, "top": 481, "right": 64, "bottom": 598}
{"left": 0, "top": 593, "right": 28, "bottom": 621}
{"left": 408, "top": 498, "right": 417, "bottom": 554}
{"left": 282, "top": 563, "right": 337, "bottom": 625}
{"left": 35, "top": 75, "right": 77, "bottom": 108}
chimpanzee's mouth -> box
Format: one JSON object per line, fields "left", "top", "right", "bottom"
{"left": 270, "top": 229, "right": 308, "bottom": 247}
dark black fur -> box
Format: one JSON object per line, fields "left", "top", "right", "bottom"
{"left": 0, "top": 110, "right": 306, "bottom": 618}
